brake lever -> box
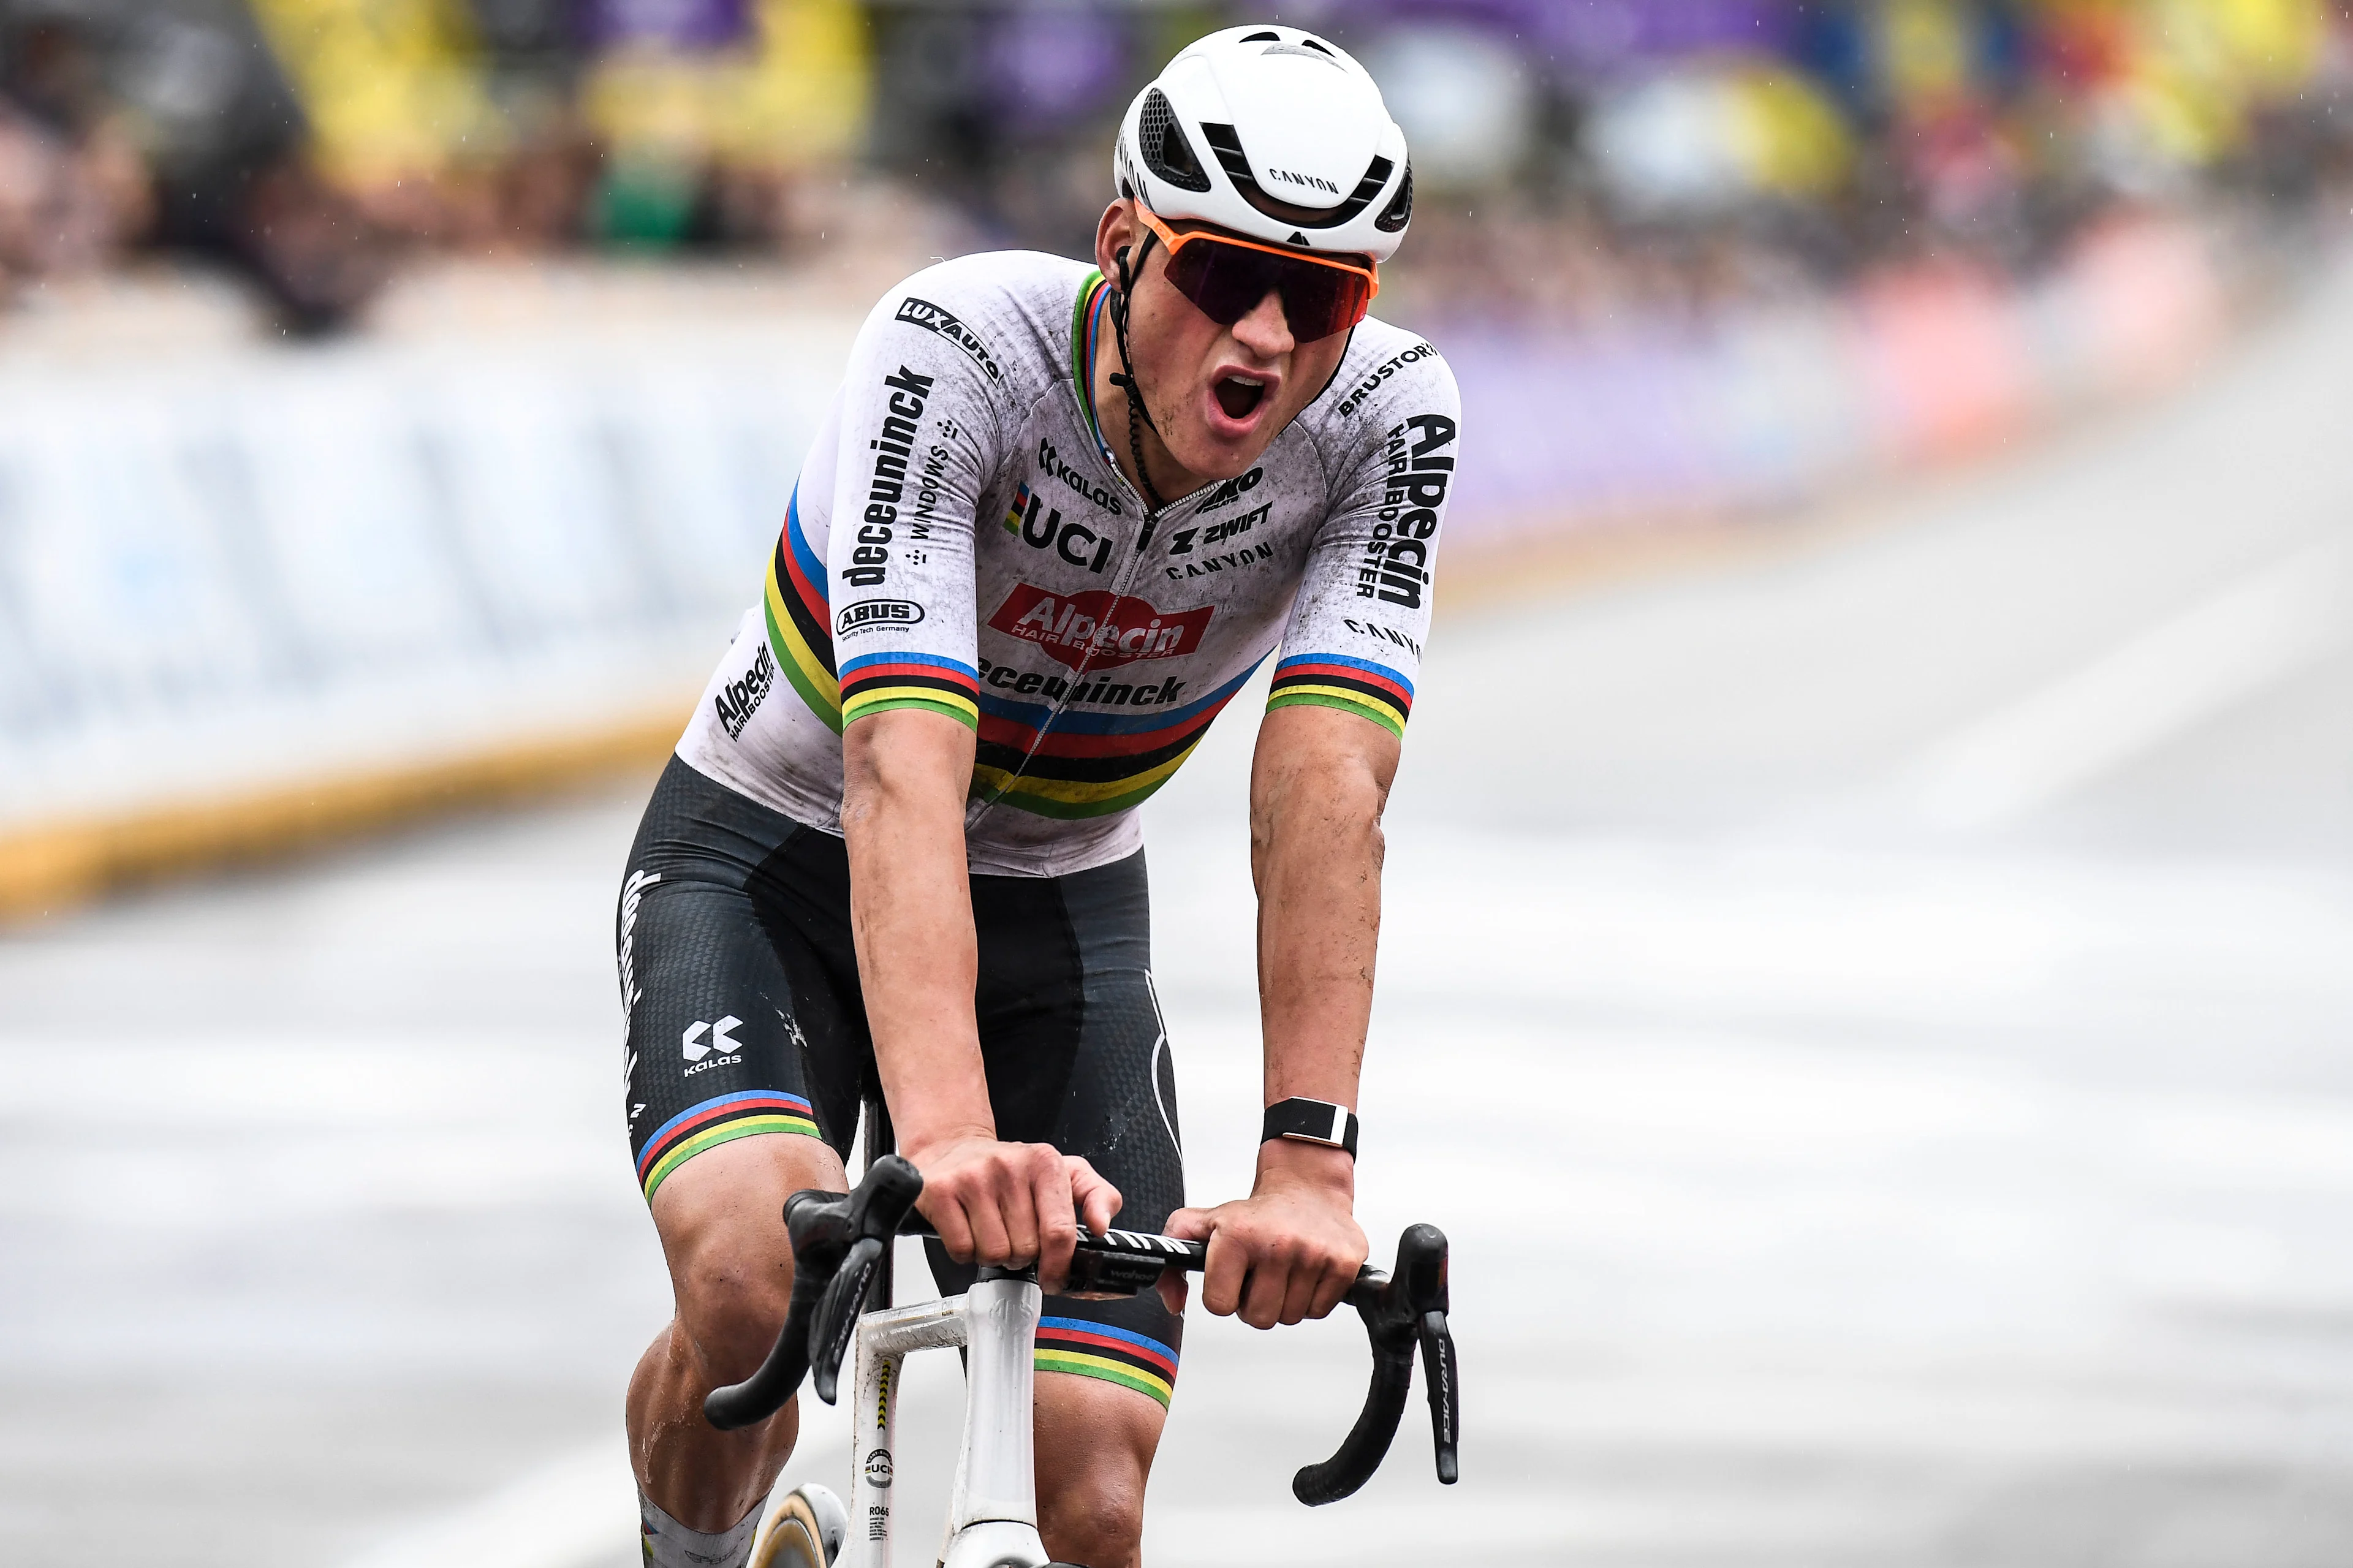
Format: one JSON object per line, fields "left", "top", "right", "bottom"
{"left": 702, "top": 1187, "right": 853, "bottom": 1430}
{"left": 1291, "top": 1223, "right": 1455, "bottom": 1505}
{"left": 809, "top": 1235, "right": 884, "bottom": 1404}
{"left": 808, "top": 1153, "right": 923, "bottom": 1404}
{"left": 702, "top": 1156, "right": 923, "bottom": 1429}
{"left": 1419, "top": 1308, "right": 1459, "bottom": 1483}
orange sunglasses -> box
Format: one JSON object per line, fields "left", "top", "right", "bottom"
{"left": 1133, "top": 206, "right": 1379, "bottom": 342}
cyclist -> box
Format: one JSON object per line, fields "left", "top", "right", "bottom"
{"left": 619, "top": 26, "right": 1458, "bottom": 1568}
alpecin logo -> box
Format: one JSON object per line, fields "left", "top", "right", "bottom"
{"left": 714, "top": 641, "right": 775, "bottom": 741}
{"left": 1356, "top": 412, "right": 1457, "bottom": 609}
{"left": 894, "top": 297, "right": 1001, "bottom": 381}
{"left": 988, "top": 583, "right": 1212, "bottom": 672}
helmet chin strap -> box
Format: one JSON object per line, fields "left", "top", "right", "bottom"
{"left": 1107, "top": 234, "right": 1169, "bottom": 518}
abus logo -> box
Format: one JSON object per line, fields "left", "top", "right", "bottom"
{"left": 989, "top": 584, "right": 1211, "bottom": 671}
{"left": 683, "top": 1015, "right": 742, "bottom": 1070}
{"left": 837, "top": 599, "right": 924, "bottom": 635}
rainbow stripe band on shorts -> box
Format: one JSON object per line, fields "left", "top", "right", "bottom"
{"left": 1034, "top": 1316, "right": 1179, "bottom": 1407}
{"left": 637, "top": 1091, "right": 822, "bottom": 1203}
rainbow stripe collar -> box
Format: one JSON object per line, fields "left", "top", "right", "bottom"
{"left": 1068, "top": 270, "right": 1120, "bottom": 473}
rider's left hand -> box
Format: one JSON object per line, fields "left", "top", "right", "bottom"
{"left": 1159, "top": 1139, "right": 1366, "bottom": 1328}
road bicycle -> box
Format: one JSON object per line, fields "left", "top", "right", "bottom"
{"left": 702, "top": 1116, "right": 1459, "bottom": 1568}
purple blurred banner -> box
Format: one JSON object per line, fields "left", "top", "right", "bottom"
{"left": 1433, "top": 219, "right": 2226, "bottom": 549}
{"left": 580, "top": 0, "right": 752, "bottom": 51}
{"left": 1346, "top": 0, "right": 1798, "bottom": 70}
{"left": 981, "top": 9, "right": 1133, "bottom": 131}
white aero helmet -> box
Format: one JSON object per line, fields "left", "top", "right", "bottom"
{"left": 1115, "top": 25, "right": 1414, "bottom": 263}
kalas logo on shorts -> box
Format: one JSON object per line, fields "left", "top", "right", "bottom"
{"left": 988, "top": 584, "right": 1211, "bottom": 672}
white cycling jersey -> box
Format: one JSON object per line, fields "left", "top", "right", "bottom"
{"left": 678, "top": 249, "right": 1461, "bottom": 876}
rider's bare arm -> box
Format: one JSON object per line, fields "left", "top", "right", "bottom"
{"left": 841, "top": 707, "right": 1119, "bottom": 1292}
{"left": 1167, "top": 702, "right": 1396, "bottom": 1330}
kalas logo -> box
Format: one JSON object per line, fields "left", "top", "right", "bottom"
{"left": 988, "top": 584, "right": 1211, "bottom": 672}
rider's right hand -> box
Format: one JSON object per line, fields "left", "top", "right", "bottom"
{"left": 906, "top": 1132, "right": 1123, "bottom": 1294}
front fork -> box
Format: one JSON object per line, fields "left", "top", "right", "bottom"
{"left": 846, "top": 1272, "right": 1048, "bottom": 1568}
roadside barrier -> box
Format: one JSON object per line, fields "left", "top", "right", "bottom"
{"left": 0, "top": 218, "right": 2232, "bottom": 915}
{"left": 0, "top": 314, "right": 852, "bottom": 916}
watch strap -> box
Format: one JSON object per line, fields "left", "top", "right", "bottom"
{"left": 1262, "top": 1097, "right": 1359, "bottom": 1158}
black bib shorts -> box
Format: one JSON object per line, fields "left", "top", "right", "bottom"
{"left": 617, "top": 756, "right": 1186, "bottom": 1407}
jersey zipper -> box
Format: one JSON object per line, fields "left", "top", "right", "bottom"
{"left": 974, "top": 295, "right": 1176, "bottom": 814}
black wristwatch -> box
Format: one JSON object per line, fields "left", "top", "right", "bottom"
{"left": 1262, "top": 1097, "right": 1359, "bottom": 1158}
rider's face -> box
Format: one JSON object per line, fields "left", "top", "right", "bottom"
{"left": 1093, "top": 201, "right": 1357, "bottom": 485}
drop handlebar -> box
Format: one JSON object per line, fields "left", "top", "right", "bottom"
{"left": 702, "top": 1154, "right": 1458, "bottom": 1507}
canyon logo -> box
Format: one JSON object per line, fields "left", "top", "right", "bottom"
{"left": 987, "top": 584, "right": 1212, "bottom": 672}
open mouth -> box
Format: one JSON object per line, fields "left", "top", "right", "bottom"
{"left": 1213, "top": 374, "right": 1268, "bottom": 422}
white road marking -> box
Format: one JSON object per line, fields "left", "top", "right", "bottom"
{"left": 336, "top": 1440, "right": 634, "bottom": 1568}
{"left": 1906, "top": 536, "right": 2352, "bottom": 828}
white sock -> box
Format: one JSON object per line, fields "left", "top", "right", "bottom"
{"left": 640, "top": 1490, "right": 765, "bottom": 1568}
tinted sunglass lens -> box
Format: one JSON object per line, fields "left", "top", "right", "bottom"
{"left": 1172, "top": 243, "right": 1281, "bottom": 327}
{"left": 1279, "top": 268, "right": 1354, "bottom": 341}
{"left": 1165, "top": 236, "right": 1371, "bottom": 339}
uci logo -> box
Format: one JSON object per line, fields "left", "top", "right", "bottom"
{"left": 1002, "top": 482, "right": 1114, "bottom": 575}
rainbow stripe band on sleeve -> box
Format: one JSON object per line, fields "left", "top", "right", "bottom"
{"left": 839, "top": 651, "right": 981, "bottom": 730}
{"left": 1265, "top": 653, "right": 1412, "bottom": 738}
{"left": 637, "top": 1091, "right": 822, "bottom": 1203}
{"left": 763, "top": 490, "right": 843, "bottom": 732}
{"left": 1033, "top": 1316, "right": 1179, "bottom": 1407}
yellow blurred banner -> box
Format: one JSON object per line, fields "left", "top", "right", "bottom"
{"left": 248, "top": 0, "right": 500, "bottom": 185}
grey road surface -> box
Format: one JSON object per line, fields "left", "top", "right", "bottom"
{"left": 7, "top": 258, "right": 2353, "bottom": 1567}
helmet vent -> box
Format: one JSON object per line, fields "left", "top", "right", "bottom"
{"left": 1138, "top": 88, "right": 1211, "bottom": 194}
{"left": 1374, "top": 163, "right": 1413, "bottom": 233}
{"left": 1259, "top": 42, "right": 1341, "bottom": 67}
{"left": 1239, "top": 29, "right": 1280, "bottom": 42}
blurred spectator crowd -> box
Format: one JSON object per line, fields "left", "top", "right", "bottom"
{"left": 2, "top": 0, "right": 2351, "bottom": 332}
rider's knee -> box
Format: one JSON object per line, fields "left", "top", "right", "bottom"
{"left": 1035, "top": 1385, "right": 1158, "bottom": 1568}
{"left": 651, "top": 1135, "right": 839, "bottom": 1381}
{"left": 1039, "top": 1468, "right": 1144, "bottom": 1568}
{"left": 673, "top": 1238, "right": 794, "bottom": 1382}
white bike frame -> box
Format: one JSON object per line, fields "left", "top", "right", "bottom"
{"left": 841, "top": 1271, "right": 1050, "bottom": 1568}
